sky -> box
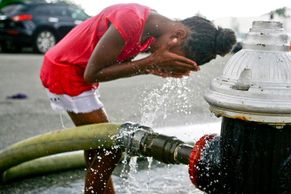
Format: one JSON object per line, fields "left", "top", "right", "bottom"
{"left": 72, "top": 0, "right": 291, "bottom": 20}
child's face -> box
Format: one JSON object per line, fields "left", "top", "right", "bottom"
{"left": 149, "top": 33, "right": 187, "bottom": 57}
{"left": 169, "top": 44, "right": 186, "bottom": 57}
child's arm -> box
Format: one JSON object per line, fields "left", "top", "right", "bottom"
{"left": 84, "top": 25, "right": 198, "bottom": 83}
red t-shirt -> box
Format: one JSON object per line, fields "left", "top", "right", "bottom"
{"left": 40, "top": 3, "right": 154, "bottom": 96}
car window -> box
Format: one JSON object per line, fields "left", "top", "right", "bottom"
{"left": 33, "top": 5, "right": 51, "bottom": 16}
{"left": 68, "top": 7, "right": 89, "bottom": 21}
{"left": 1, "top": 4, "right": 25, "bottom": 16}
{"left": 50, "top": 5, "right": 70, "bottom": 17}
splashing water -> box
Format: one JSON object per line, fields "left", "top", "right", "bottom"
{"left": 115, "top": 164, "right": 201, "bottom": 194}
{"left": 146, "top": 157, "right": 153, "bottom": 190}
{"left": 117, "top": 77, "right": 195, "bottom": 193}
{"left": 119, "top": 155, "right": 141, "bottom": 193}
{"left": 59, "top": 112, "right": 66, "bottom": 129}
{"left": 139, "top": 77, "right": 193, "bottom": 127}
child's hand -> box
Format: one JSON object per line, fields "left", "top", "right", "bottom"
{"left": 148, "top": 38, "right": 200, "bottom": 73}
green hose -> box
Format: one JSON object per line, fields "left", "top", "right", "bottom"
{"left": 0, "top": 123, "right": 121, "bottom": 180}
{"left": 2, "top": 151, "right": 85, "bottom": 182}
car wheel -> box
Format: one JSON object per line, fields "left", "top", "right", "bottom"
{"left": 34, "top": 30, "right": 56, "bottom": 54}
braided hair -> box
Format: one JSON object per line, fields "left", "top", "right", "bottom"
{"left": 181, "top": 16, "right": 236, "bottom": 65}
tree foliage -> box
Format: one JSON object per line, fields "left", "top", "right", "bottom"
{"left": 273, "top": 7, "right": 290, "bottom": 18}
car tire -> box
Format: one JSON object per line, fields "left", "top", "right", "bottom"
{"left": 33, "top": 30, "right": 57, "bottom": 54}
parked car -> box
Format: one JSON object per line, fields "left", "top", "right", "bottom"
{"left": 0, "top": 1, "right": 90, "bottom": 53}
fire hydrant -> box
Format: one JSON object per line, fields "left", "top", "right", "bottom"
{"left": 191, "top": 21, "right": 291, "bottom": 194}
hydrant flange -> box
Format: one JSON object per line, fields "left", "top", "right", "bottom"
{"left": 204, "top": 21, "right": 291, "bottom": 124}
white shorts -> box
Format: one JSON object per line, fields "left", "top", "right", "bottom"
{"left": 46, "top": 89, "right": 104, "bottom": 113}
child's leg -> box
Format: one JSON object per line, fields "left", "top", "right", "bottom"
{"left": 67, "top": 109, "right": 121, "bottom": 194}
{"left": 84, "top": 148, "right": 120, "bottom": 194}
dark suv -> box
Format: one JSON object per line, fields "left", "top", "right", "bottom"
{"left": 0, "top": 1, "right": 90, "bottom": 53}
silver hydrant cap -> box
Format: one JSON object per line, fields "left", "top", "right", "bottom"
{"left": 204, "top": 21, "right": 291, "bottom": 125}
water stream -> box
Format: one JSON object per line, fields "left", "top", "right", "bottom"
{"left": 112, "top": 77, "right": 220, "bottom": 194}
{"left": 139, "top": 77, "right": 193, "bottom": 127}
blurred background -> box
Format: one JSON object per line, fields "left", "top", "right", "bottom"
{"left": 0, "top": 0, "right": 290, "bottom": 53}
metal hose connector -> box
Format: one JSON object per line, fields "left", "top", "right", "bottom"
{"left": 116, "top": 122, "right": 193, "bottom": 164}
